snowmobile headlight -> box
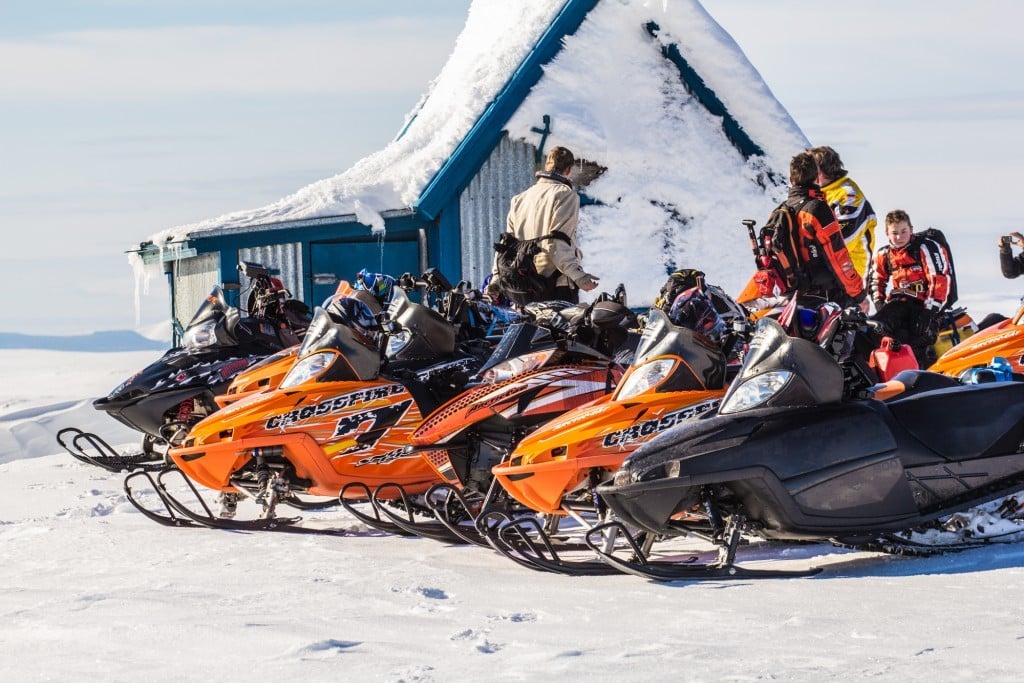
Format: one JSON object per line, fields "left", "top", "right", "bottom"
{"left": 719, "top": 370, "right": 792, "bottom": 414}
{"left": 614, "top": 359, "right": 677, "bottom": 401}
{"left": 182, "top": 319, "right": 218, "bottom": 350}
{"left": 386, "top": 330, "right": 412, "bottom": 357}
{"left": 280, "top": 351, "right": 336, "bottom": 389}
{"left": 481, "top": 349, "right": 556, "bottom": 383}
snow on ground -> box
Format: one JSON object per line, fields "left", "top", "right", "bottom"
{"left": 3, "top": 349, "right": 1024, "bottom": 682}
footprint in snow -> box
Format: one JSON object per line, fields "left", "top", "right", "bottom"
{"left": 475, "top": 640, "right": 503, "bottom": 654}
{"left": 298, "top": 639, "right": 361, "bottom": 658}
{"left": 391, "top": 586, "right": 448, "bottom": 600}
{"left": 389, "top": 664, "right": 435, "bottom": 682}
{"left": 488, "top": 611, "right": 537, "bottom": 623}
{"left": 448, "top": 629, "right": 503, "bottom": 654}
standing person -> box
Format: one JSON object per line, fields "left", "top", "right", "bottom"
{"left": 809, "top": 145, "right": 877, "bottom": 280}
{"left": 488, "top": 146, "right": 599, "bottom": 305}
{"left": 772, "top": 152, "right": 870, "bottom": 312}
{"left": 869, "top": 209, "right": 953, "bottom": 367}
{"left": 999, "top": 231, "right": 1024, "bottom": 278}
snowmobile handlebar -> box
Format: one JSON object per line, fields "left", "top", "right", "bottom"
{"left": 742, "top": 218, "right": 770, "bottom": 267}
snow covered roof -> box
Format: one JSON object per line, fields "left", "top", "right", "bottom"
{"left": 143, "top": 0, "right": 809, "bottom": 303}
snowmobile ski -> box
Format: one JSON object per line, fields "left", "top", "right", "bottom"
{"left": 480, "top": 512, "right": 638, "bottom": 576}
{"left": 58, "top": 427, "right": 164, "bottom": 474}
{"left": 368, "top": 483, "right": 472, "bottom": 545}
{"left": 584, "top": 519, "right": 823, "bottom": 581}
{"left": 123, "top": 467, "right": 207, "bottom": 528}
{"left": 126, "top": 466, "right": 351, "bottom": 536}
{"left": 337, "top": 482, "right": 420, "bottom": 537}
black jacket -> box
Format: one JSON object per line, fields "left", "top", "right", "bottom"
{"left": 1000, "top": 245, "right": 1024, "bottom": 279}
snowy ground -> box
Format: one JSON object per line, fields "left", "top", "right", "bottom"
{"left": 2, "top": 349, "right": 1024, "bottom": 682}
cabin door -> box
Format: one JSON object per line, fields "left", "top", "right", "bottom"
{"left": 309, "top": 238, "right": 420, "bottom": 306}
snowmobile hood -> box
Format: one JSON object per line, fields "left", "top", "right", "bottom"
{"left": 718, "top": 317, "right": 843, "bottom": 413}
{"left": 627, "top": 308, "right": 726, "bottom": 391}
{"left": 96, "top": 347, "right": 255, "bottom": 406}
{"left": 385, "top": 287, "right": 456, "bottom": 359}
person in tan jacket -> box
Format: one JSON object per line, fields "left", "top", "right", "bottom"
{"left": 489, "top": 146, "right": 599, "bottom": 304}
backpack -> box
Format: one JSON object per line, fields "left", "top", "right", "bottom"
{"left": 753, "top": 201, "right": 806, "bottom": 298}
{"left": 654, "top": 268, "right": 705, "bottom": 310}
{"left": 881, "top": 227, "right": 958, "bottom": 309}
{"left": 492, "top": 230, "right": 572, "bottom": 306}
{"left": 916, "top": 227, "right": 958, "bottom": 307}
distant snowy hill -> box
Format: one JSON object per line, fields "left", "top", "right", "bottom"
{"left": 0, "top": 330, "right": 167, "bottom": 352}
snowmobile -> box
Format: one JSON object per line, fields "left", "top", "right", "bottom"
{"left": 594, "top": 307, "right": 1024, "bottom": 581}
{"left": 482, "top": 284, "right": 749, "bottom": 573}
{"left": 58, "top": 262, "right": 312, "bottom": 473}
{"left": 929, "top": 302, "right": 1022, "bottom": 377}
{"left": 368, "top": 290, "right": 640, "bottom": 545}
{"left": 140, "top": 283, "right": 492, "bottom": 534}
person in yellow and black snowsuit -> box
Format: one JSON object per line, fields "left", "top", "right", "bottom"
{"left": 809, "top": 146, "right": 877, "bottom": 280}
{"left": 783, "top": 152, "right": 869, "bottom": 313}
{"left": 869, "top": 209, "right": 953, "bottom": 367}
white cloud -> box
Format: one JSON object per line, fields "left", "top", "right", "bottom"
{"left": 0, "top": 19, "right": 461, "bottom": 99}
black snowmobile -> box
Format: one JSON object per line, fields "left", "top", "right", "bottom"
{"left": 593, "top": 308, "right": 1024, "bottom": 580}
{"left": 58, "top": 262, "right": 312, "bottom": 472}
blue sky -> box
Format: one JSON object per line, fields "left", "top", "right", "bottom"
{"left": 2, "top": 1, "right": 1022, "bottom": 335}
{"left": 0, "top": 1, "right": 471, "bottom": 336}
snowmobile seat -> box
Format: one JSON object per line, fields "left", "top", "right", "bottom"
{"left": 885, "top": 380, "right": 1024, "bottom": 461}
{"left": 888, "top": 369, "right": 959, "bottom": 398}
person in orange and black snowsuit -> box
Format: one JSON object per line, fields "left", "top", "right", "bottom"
{"left": 783, "top": 152, "right": 869, "bottom": 313}
{"left": 869, "top": 209, "right": 952, "bottom": 367}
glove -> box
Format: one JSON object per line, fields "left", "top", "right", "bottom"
{"left": 576, "top": 273, "right": 600, "bottom": 292}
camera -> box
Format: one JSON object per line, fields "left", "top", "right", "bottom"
{"left": 1002, "top": 235, "right": 1013, "bottom": 247}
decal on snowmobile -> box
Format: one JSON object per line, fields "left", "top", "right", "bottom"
{"left": 264, "top": 384, "right": 405, "bottom": 430}
{"left": 488, "top": 368, "right": 610, "bottom": 419}
{"left": 331, "top": 400, "right": 413, "bottom": 439}
{"left": 352, "top": 447, "right": 417, "bottom": 467}
{"left": 601, "top": 399, "right": 719, "bottom": 448}
{"left": 218, "top": 358, "right": 251, "bottom": 380}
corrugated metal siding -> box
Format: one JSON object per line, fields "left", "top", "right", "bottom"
{"left": 238, "top": 243, "right": 304, "bottom": 301}
{"left": 172, "top": 252, "right": 220, "bottom": 329}
{"left": 458, "top": 136, "right": 536, "bottom": 288}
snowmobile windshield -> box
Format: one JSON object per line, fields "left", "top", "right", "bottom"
{"left": 185, "top": 287, "right": 231, "bottom": 329}
{"left": 180, "top": 287, "right": 239, "bottom": 350}
{"left": 624, "top": 308, "right": 725, "bottom": 391}
{"left": 385, "top": 288, "right": 456, "bottom": 360}
{"left": 292, "top": 307, "right": 382, "bottom": 382}
{"left": 476, "top": 322, "right": 555, "bottom": 376}
{"left": 719, "top": 317, "right": 843, "bottom": 414}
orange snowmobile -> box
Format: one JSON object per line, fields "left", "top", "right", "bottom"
{"left": 483, "top": 286, "right": 748, "bottom": 573}
{"left": 928, "top": 305, "right": 1017, "bottom": 377}
{"left": 366, "top": 292, "right": 642, "bottom": 544}
{"left": 128, "top": 285, "right": 492, "bottom": 534}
